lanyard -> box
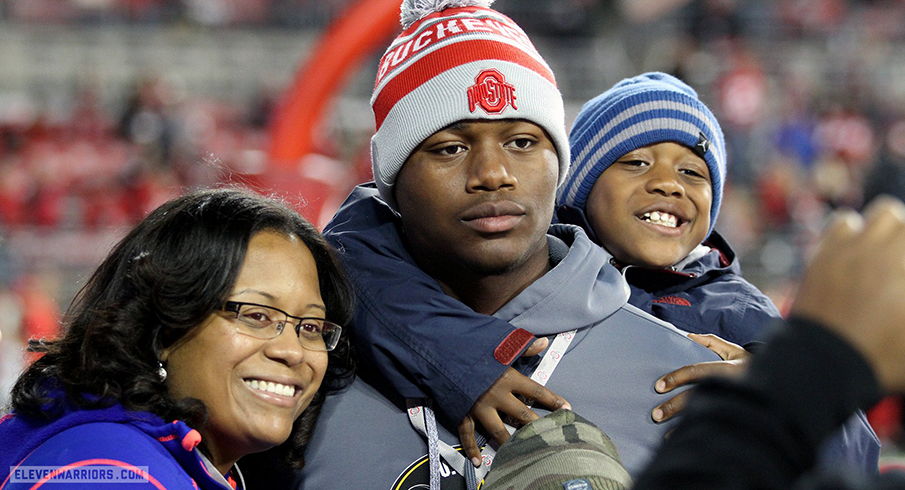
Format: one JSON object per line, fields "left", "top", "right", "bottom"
{"left": 529, "top": 329, "right": 576, "bottom": 384}
{"left": 406, "top": 329, "right": 578, "bottom": 487}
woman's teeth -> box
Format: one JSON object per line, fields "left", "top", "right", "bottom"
{"left": 245, "top": 379, "right": 296, "bottom": 397}
{"left": 640, "top": 211, "right": 678, "bottom": 228}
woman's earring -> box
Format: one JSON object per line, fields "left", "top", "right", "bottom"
{"left": 157, "top": 361, "right": 167, "bottom": 382}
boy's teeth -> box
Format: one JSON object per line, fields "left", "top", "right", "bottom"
{"left": 640, "top": 212, "right": 678, "bottom": 228}
{"left": 245, "top": 379, "right": 296, "bottom": 397}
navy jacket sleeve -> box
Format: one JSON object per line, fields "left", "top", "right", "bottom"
{"left": 632, "top": 318, "right": 885, "bottom": 490}
{"left": 323, "top": 184, "right": 534, "bottom": 424}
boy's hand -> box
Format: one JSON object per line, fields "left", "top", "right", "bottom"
{"left": 651, "top": 333, "right": 751, "bottom": 423}
{"left": 458, "top": 338, "right": 570, "bottom": 467}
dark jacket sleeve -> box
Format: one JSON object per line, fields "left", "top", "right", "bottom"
{"left": 323, "top": 184, "right": 532, "bottom": 424}
{"left": 632, "top": 317, "right": 884, "bottom": 490}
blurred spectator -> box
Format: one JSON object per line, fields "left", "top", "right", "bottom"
{"left": 0, "top": 156, "right": 32, "bottom": 227}
{"left": 713, "top": 42, "right": 768, "bottom": 186}
{"left": 0, "top": 283, "right": 24, "bottom": 408}
{"left": 684, "top": 0, "right": 743, "bottom": 45}
{"left": 17, "top": 272, "right": 61, "bottom": 350}
{"left": 755, "top": 156, "right": 802, "bottom": 231}
{"left": 778, "top": 0, "right": 847, "bottom": 36}
{"left": 118, "top": 75, "right": 182, "bottom": 169}
{"left": 863, "top": 119, "right": 905, "bottom": 204}
{"left": 813, "top": 103, "right": 877, "bottom": 168}
{"left": 773, "top": 79, "right": 820, "bottom": 170}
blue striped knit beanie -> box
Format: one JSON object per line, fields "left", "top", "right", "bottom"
{"left": 557, "top": 72, "right": 726, "bottom": 237}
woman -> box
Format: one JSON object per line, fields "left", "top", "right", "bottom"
{"left": 0, "top": 187, "right": 354, "bottom": 489}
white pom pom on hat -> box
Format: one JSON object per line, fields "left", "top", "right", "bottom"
{"left": 370, "top": 0, "right": 570, "bottom": 210}
{"left": 400, "top": 0, "right": 496, "bottom": 28}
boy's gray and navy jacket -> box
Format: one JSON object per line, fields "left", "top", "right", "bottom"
{"left": 620, "top": 230, "right": 781, "bottom": 346}
{"left": 296, "top": 184, "right": 878, "bottom": 488}
{"left": 557, "top": 204, "right": 782, "bottom": 346}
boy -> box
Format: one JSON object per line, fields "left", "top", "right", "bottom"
{"left": 557, "top": 71, "right": 780, "bottom": 346}
{"left": 555, "top": 74, "right": 876, "bottom": 466}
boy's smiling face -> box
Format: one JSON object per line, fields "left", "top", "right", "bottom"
{"left": 586, "top": 142, "right": 712, "bottom": 268}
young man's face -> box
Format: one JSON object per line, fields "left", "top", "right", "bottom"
{"left": 395, "top": 119, "right": 558, "bottom": 280}
{"left": 586, "top": 142, "right": 712, "bottom": 268}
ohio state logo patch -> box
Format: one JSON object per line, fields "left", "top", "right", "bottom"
{"left": 467, "top": 69, "right": 517, "bottom": 114}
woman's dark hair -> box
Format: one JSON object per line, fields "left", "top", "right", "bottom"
{"left": 10, "top": 186, "right": 354, "bottom": 469}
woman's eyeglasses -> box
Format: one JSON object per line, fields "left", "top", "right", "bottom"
{"left": 222, "top": 301, "right": 342, "bottom": 352}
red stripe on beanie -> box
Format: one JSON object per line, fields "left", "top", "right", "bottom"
{"left": 373, "top": 38, "right": 555, "bottom": 129}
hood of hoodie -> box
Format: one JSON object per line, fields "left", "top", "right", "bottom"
{"left": 493, "top": 224, "right": 631, "bottom": 336}
{"left": 0, "top": 396, "right": 230, "bottom": 489}
{"left": 1, "top": 401, "right": 153, "bottom": 478}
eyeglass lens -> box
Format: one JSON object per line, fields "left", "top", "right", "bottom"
{"left": 232, "top": 303, "right": 340, "bottom": 351}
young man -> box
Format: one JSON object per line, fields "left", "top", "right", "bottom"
{"left": 292, "top": 2, "right": 878, "bottom": 487}
{"left": 296, "top": 1, "right": 724, "bottom": 488}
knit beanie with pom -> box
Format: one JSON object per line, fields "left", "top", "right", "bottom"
{"left": 370, "top": 0, "right": 569, "bottom": 210}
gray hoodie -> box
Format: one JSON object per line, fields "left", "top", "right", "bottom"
{"left": 299, "top": 225, "right": 723, "bottom": 488}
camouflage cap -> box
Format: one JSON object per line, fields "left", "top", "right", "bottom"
{"left": 482, "top": 409, "right": 632, "bottom": 490}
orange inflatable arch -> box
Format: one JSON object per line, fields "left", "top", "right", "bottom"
{"left": 268, "top": 0, "right": 401, "bottom": 167}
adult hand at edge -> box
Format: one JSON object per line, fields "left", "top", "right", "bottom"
{"left": 791, "top": 196, "right": 905, "bottom": 393}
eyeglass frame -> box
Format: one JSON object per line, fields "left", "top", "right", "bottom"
{"left": 221, "top": 300, "right": 343, "bottom": 352}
